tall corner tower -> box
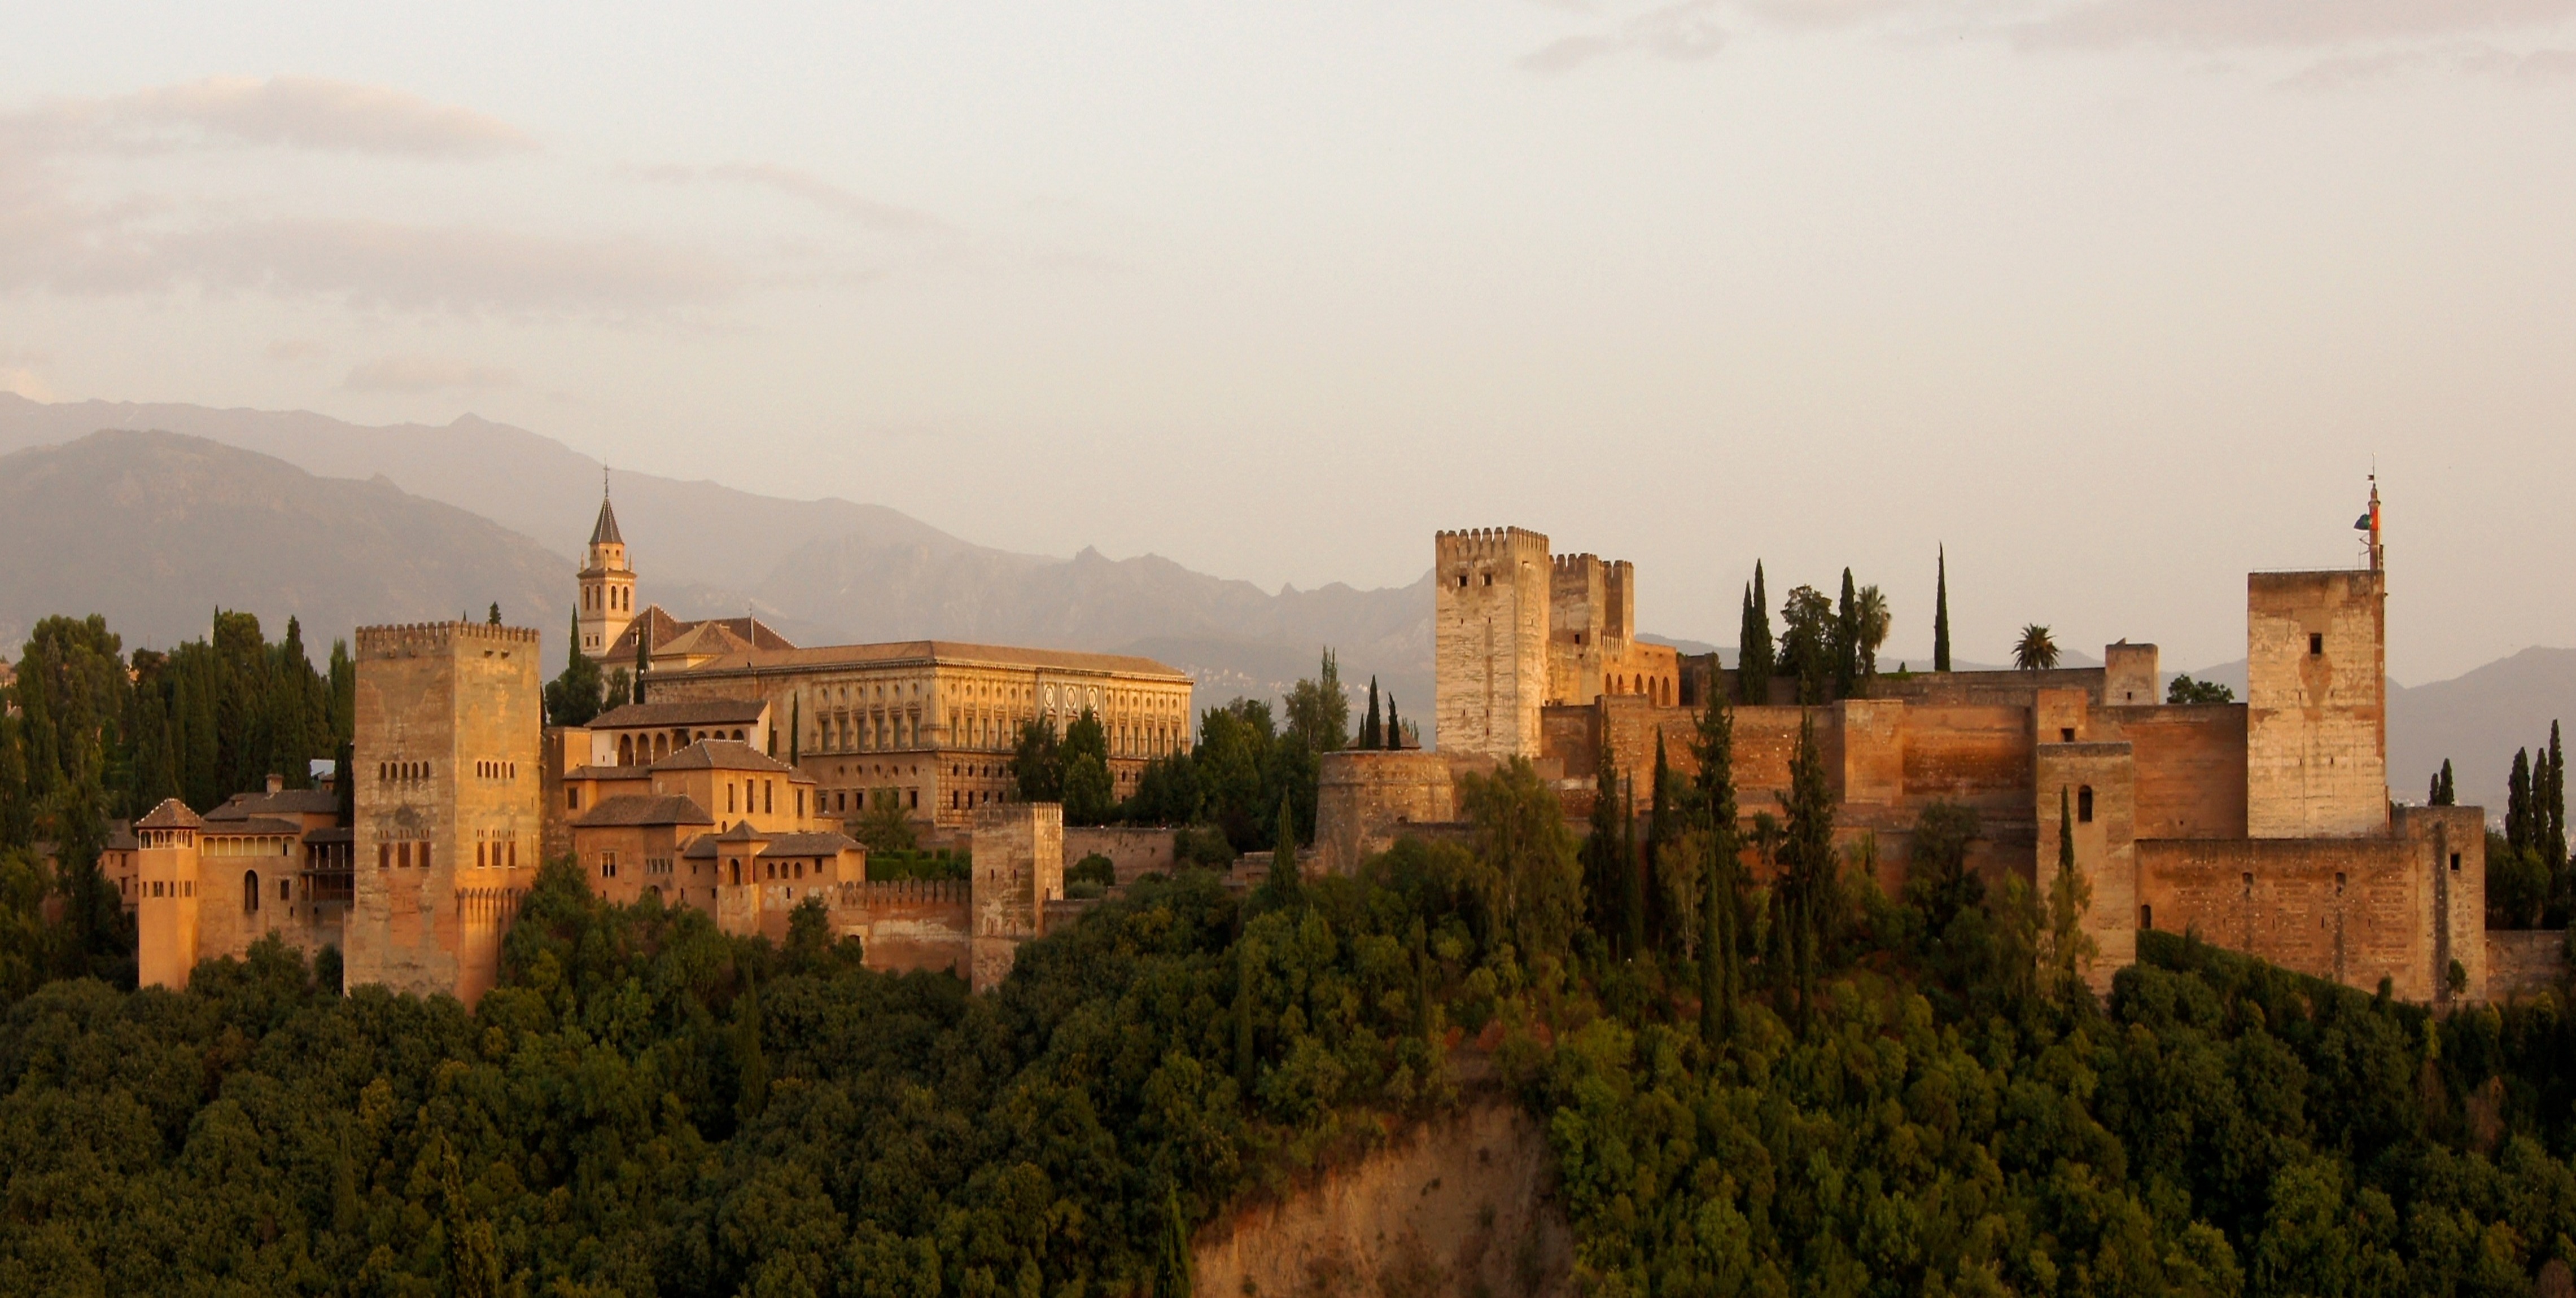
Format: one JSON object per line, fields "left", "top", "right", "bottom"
{"left": 578, "top": 485, "right": 636, "bottom": 661}
{"left": 348, "top": 620, "right": 545, "bottom": 1005}
{"left": 1435, "top": 527, "right": 1552, "bottom": 760}
{"left": 2245, "top": 484, "right": 2389, "bottom": 837}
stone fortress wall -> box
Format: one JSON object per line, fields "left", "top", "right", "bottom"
{"left": 1322, "top": 515, "right": 2507, "bottom": 1005}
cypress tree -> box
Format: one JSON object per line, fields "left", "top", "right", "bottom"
{"left": 1647, "top": 730, "right": 1672, "bottom": 953}
{"left": 1834, "top": 568, "right": 1861, "bottom": 699}
{"left": 1622, "top": 771, "right": 1644, "bottom": 961}
{"left": 1694, "top": 694, "right": 1739, "bottom": 1043}
{"left": 18, "top": 651, "right": 58, "bottom": 798}
{"left": 1586, "top": 747, "right": 1624, "bottom": 942}
{"left": 1266, "top": 792, "right": 1302, "bottom": 904}
{"left": 1362, "top": 678, "right": 1382, "bottom": 750}
{"left": 789, "top": 695, "right": 802, "bottom": 765}
{"left": 2550, "top": 721, "right": 2566, "bottom": 869}
{"left": 1234, "top": 939, "right": 1258, "bottom": 1089}
{"left": 1780, "top": 713, "right": 1834, "bottom": 1030}
{"left": 1934, "top": 546, "right": 1952, "bottom": 673}
{"left": 2509, "top": 748, "right": 2533, "bottom": 857}
{"left": 632, "top": 620, "right": 650, "bottom": 704}
{"left": 1385, "top": 693, "right": 1402, "bottom": 750}
{"left": 487, "top": 602, "right": 501, "bottom": 625}
{"left": 1738, "top": 566, "right": 1774, "bottom": 705}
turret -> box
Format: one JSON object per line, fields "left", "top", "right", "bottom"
{"left": 578, "top": 478, "right": 637, "bottom": 661}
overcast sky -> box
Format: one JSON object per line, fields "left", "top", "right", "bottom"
{"left": 3, "top": 2, "right": 2572, "bottom": 683}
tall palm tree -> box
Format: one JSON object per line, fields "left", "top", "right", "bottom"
{"left": 2014, "top": 624, "right": 2059, "bottom": 672}
{"left": 1854, "top": 586, "right": 1891, "bottom": 689}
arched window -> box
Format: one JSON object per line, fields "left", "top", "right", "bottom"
{"left": 2077, "top": 786, "right": 2095, "bottom": 824}
{"left": 730, "top": 860, "right": 742, "bottom": 885}
{"left": 619, "top": 735, "right": 634, "bottom": 765}
{"left": 244, "top": 870, "right": 260, "bottom": 913}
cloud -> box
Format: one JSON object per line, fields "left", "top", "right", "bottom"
{"left": 633, "top": 161, "right": 947, "bottom": 234}
{"left": 342, "top": 355, "right": 519, "bottom": 393}
{"left": 2279, "top": 41, "right": 2576, "bottom": 88}
{"left": 265, "top": 339, "right": 327, "bottom": 362}
{"left": 0, "top": 202, "right": 742, "bottom": 317}
{"left": 1521, "top": 0, "right": 1729, "bottom": 72}
{"left": 15, "top": 76, "right": 532, "bottom": 157}
{"left": 2014, "top": 0, "right": 2576, "bottom": 51}
{"left": 0, "top": 366, "right": 59, "bottom": 401}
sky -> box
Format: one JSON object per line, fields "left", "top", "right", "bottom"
{"left": 2, "top": 2, "right": 2572, "bottom": 685}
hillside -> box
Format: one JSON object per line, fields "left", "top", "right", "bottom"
{"left": 0, "top": 431, "right": 574, "bottom": 661}
{"left": 0, "top": 396, "right": 1434, "bottom": 713}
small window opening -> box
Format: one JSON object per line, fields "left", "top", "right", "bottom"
{"left": 2061, "top": 727, "right": 2075, "bottom": 743}
{"left": 2140, "top": 904, "right": 2153, "bottom": 931}
{"left": 2077, "top": 786, "right": 2094, "bottom": 823}
{"left": 2334, "top": 871, "right": 2347, "bottom": 895}
{"left": 1481, "top": 573, "right": 1493, "bottom": 586}
{"left": 2241, "top": 871, "right": 2254, "bottom": 894}
{"left": 2450, "top": 852, "right": 2462, "bottom": 872}
{"left": 2308, "top": 633, "right": 2324, "bottom": 656}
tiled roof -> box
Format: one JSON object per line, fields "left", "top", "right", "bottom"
{"left": 607, "top": 608, "right": 796, "bottom": 661}
{"left": 135, "top": 798, "right": 204, "bottom": 830}
{"left": 203, "top": 816, "right": 305, "bottom": 836}
{"left": 670, "top": 639, "right": 1190, "bottom": 679}
{"left": 758, "top": 832, "right": 863, "bottom": 858}
{"left": 714, "top": 820, "right": 769, "bottom": 843}
{"left": 650, "top": 739, "right": 798, "bottom": 774}
{"left": 565, "top": 765, "right": 651, "bottom": 781}
{"left": 304, "top": 826, "right": 354, "bottom": 845}
{"left": 205, "top": 788, "right": 338, "bottom": 820}
{"left": 571, "top": 794, "right": 716, "bottom": 828}
{"left": 589, "top": 495, "right": 623, "bottom": 546}
{"left": 588, "top": 698, "right": 769, "bottom": 730}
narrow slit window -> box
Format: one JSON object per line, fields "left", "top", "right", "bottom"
{"left": 2308, "top": 633, "right": 2324, "bottom": 656}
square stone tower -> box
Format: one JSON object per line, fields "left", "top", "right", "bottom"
{"left": 2246, "top": 570, "right": 2387, "bottom": 838}
{"left": 133, "top": 799, "right": 206, "bottom": 990}
{"left": 969, "top": 802, "right": 1064, "bottom": 993}
{"left": 1436, "top": 528, "right": 1552, "bottom": 760}
{"left": 347, "top": 621, "right": 544, "bottom": 1004}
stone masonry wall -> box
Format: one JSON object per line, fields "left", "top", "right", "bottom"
{"left": 969, "top": 803, "right": 1063, "bottom": 992}
{"left": 1064, "top": 826, "right": 1178, "bottom": 884}
{"left": 2137, "top": 834, "right": 2437, "bottom": 1002}
{"left": 1435, "top": 528, "right": 1552, "bottom": 760}
{"left": 348, "top": 622, "right": 543, "bottom": 1006}
{"left": 2036, "top": 743, "right": 2138, "bottom": 989}
{"left": 2247, "top": 571, "right": 2387, "bottom": 839}
{"left": 1315, "top": 750, "right": 1469, "bottom": 876}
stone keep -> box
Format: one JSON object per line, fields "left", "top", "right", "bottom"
{"left": 969, "top": 803, "right": 1064, "bottom": 993}
{"left": 2246, "top": 570, "right": 2387, "bottom": 839}
{"left": 347, "top": 621, "right": 544, "bottom": 1005}
{"left": 1434, "top": 528, "right": 1552, "bottom": 760}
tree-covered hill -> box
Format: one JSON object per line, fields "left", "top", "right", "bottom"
{"left": 8, "top": 746, "right": 2576, "bottom": 1293}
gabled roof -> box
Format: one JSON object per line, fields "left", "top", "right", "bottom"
{"left": 714, "top": 820, "right": 769, "bottom": 843}
{"left": 650, "top": 739, "right": 798, "bottom": 775}
{"left": 657, "top": 621, "right": 754, "bottom": 660}
{"left": 205, "top": 788, "right": 338, "bottom": 821}
{"left": 135, "top": 798, "right": 204, "bottom": 830}
{"left": 564, "top": 764, "right": 651, "bottom": 782}
{"left": 203, "top": 816, "right": 305, "bottom": 836}
{"left": 590, "top": 495, "right": 623, "bottom": 547}
{"left": 571, "top": 793, "right": 716, "bottom": 828}
{"left": 588, "top": 698, "right": 769, "bottom": 730}
{"left": 758, "top": 832, "right": 863, "bottom": 858}
{"left": 606, "top": 608, "right": 796, "bottom": 661}
{"left": 667, "top": 639, "right": 1189, "bottom": 679}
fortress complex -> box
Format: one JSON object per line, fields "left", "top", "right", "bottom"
{"left": 124, "top": 492, "right": 1189, "bottom": 1003}
{"left": 1322, "top": 502, "right": 2495, "bottom": 1005}
{"left": 573, "top": 494, "right": 1194, "bottom": 829}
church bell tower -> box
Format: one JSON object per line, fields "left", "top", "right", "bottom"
{"left": 578, "top": 477, "right": 636, "bottom": 661}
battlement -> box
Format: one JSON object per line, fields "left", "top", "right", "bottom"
{"left": 1435, "top": 527, "right": 1551, "bottom": 563}
{"left": 357, "top": 621, "right": 543, "bottom": 659}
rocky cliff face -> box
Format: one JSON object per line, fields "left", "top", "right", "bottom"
{"left": 1192, "top": 1101, "right": 1572, "bottom": 1298}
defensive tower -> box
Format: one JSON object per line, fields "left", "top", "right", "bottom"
{"left": 1435, "top": 527, "right": 1551, "bottom": 760}
{"left": 2244, "top": 481, "right": 2389, "bottom": 839}
{"left": 347, "top": 620, "right": 544, "bottom": 1004}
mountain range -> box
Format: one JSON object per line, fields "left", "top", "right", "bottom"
{"left": 2, "top": 393, "right": 2567, "bottom": 816}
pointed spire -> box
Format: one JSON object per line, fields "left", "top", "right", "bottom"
{"left": 589, "top": 482, "right": 624, "bottom": 547}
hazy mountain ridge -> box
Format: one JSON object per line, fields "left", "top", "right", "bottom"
{"left": 0, "top": 397, "right": 1436, "bottom": 711}
{"left": 0, "top": 431, "right": 571, "bottom": 661}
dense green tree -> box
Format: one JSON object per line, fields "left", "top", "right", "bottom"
{"left": 544, "top": 612, "right": 607, "bottom": 727}
{"left": 1853, "top": 583, "right": 1889, "bottom": 696}
{"left": 1283, "top": 650, "right": 1349, "bottom": 755}
{"left": 1584, "top": 746, "right": 1625, "bottom": 948}
{"left": 1934, "top": 544, "right": 1952, "bottom": 672}
{"left": 1689, "top": 694, "right": 1740, "bottom": 1041}
{"left": 1361, "top": 676, "right": 1382, "bottom": 750}
{"left": 1775, "top": 713, "right": 1834, "bottom": 1029}
{"left": 1778, "top": 584, "right": 1835, "bottom": 705}
{"left": 2047, "top": 785, "right": 2097, "bottom": 999}
{"left": 1262, "top": 793, "right": 1302, "bottom": 906}
{"left": 2170, "top": 673, "right": 2236, "bottom": 704}
{"left": 1012, "top": 717, "right": 1064, "bottom": 803}
{"left": 1061, "top": 709, "right": 1114, "bottom": 825}
{"left": 2431, "top": 758, "right": 2456, "bottom": 805}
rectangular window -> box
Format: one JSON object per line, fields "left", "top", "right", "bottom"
{"left": 2060, "top": 727, "right": 2075, "bottom": 743}
{"left": 568, "top": 787, "right": 581, "bottom": 810}
{"left": 2308, "top": 633, "right": 2324, "bottom": 656}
